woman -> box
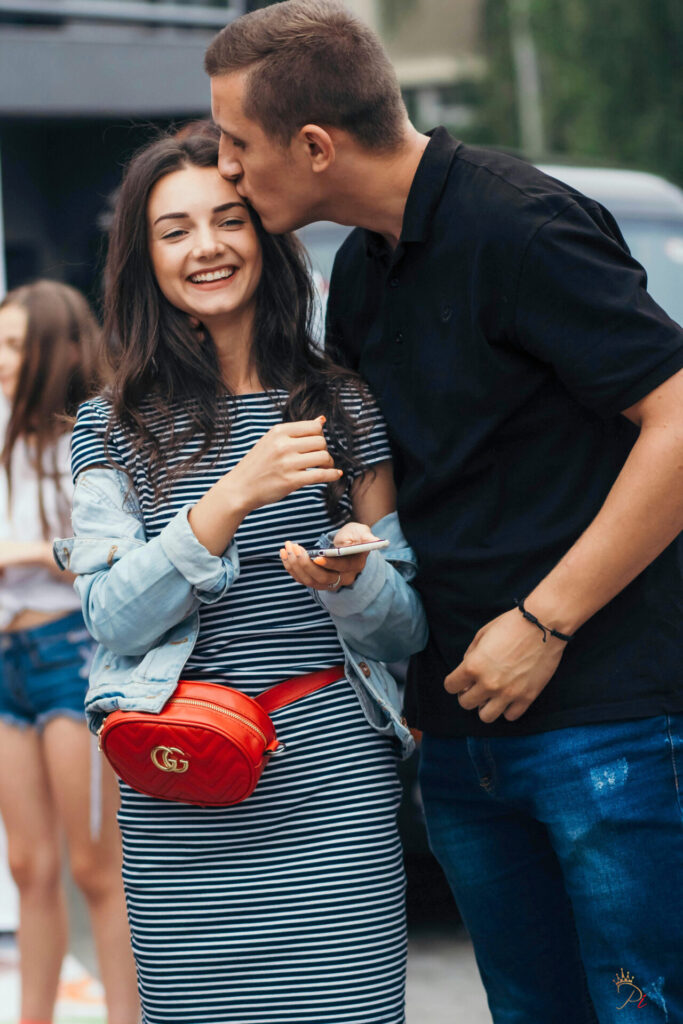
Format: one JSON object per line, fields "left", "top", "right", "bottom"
{"left": 58, "top": 130, "right": 427, "bottom": 1024}
{"left": 0, "top": 280, "right": 139, "bottom": 1024}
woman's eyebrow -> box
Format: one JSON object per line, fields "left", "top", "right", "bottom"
{"left": 213, "top": 202, "right": 247, "bottom": 214}
{"left": 153, "top": 202, "right": 246, "bottom": 226}
{"left": 153, "top": 211, "right": 188, "bottom": 226}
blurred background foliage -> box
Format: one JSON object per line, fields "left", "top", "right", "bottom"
{"left": 479, "top": 0, "right": 682, "bottom": 183}
{"left": 379, "top": 0, "right": 419, "bottom": 33}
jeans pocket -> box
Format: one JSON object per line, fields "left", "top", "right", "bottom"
{"left": 29, "top": 633, "right": 82, "bottom": 671}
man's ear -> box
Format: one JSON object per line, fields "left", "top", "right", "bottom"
{"left": 295, "top": 124, "right": 336, "bottom": 172}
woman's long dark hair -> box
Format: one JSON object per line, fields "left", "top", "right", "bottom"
{"left": 103, "top": 127, "right": 370, "bottom": 512}
{"left": 1, "top": 280, "right": 102, "bottom": 536}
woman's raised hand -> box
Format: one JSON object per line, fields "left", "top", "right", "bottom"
{"left": 188, "top": 417, "right": 341, "bottom": 557}
{"left": 280, "top": 521, "right": 381, "bottom": 592}
{"left": 230, "top": 416, "right": 342, "bottom": 512}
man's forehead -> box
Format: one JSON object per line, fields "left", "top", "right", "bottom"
{"left": 211, "top": 72, "right": 247, "bottom": 120}
{"left": 210, "top": 72, "right": 291, "bottom": 151}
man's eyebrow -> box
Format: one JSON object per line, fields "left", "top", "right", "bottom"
{"left": 153, "top": 202, "right": 246, "bottom": 226}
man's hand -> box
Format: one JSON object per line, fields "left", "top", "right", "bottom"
{"left": 444, "top": 608, "right": 567, "bottom": 723}
{"left": 444, "top": 368, "right": 683, "bottom": 725}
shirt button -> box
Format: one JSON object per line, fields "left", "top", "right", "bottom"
{"left": 441, "top": 305, "right": 453, "bottom": 322}
{"left": 395, "top": 331, "right": 404, "bottom": 344}
{"left": 358, "top": 661, "right": 371, "bottom": 678}
{"left": 389, "top": 277, "right": 399, "bottom": 288}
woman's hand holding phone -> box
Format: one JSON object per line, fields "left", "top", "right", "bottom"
{"left": 280, "top": 522, "right": 382, "bottom": 591}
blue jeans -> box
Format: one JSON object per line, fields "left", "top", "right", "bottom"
{"left": 0, "top": 610, "right": 93, "bottom": 730}
{"left": 419, "top": 716, "right": 683, "bottom": 1024}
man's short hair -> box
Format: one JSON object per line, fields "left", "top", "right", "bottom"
{"left": 205, "top": 0, "right": 406, "bottom": 150}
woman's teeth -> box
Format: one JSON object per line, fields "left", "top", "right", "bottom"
{"left": 190, "top": 268, "right": 236, "bottom": 283}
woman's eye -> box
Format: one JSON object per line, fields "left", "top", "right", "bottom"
{"left": 220, "top": 218, "right": 244, "bottom": 229}
{"left": 161, "top": 229, "right": 186, "bottom": 240}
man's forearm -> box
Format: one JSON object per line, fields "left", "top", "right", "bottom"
{"left": 445, "top": 368, "right": 683, "bottom": 722}
{"left": 444, "top": 420, "right": 682, "bottom": 723}
{"left": 525, "top": 418, "right": 683, "bottom": 635}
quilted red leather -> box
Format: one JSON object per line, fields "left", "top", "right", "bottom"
{"left": 99, "top": 669, "right": 343, "bottom": 807}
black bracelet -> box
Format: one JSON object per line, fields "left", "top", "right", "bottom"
{"left": 514, "top": 598, "right": 575, "bottom": 643}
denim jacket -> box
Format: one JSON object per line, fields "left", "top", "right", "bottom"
{"left": 54, "top": 467, "right": 427, "bottom": 757}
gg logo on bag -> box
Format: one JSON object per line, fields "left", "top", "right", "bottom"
{"left": 150, "top": 745, "right": 189, "bottom": 773}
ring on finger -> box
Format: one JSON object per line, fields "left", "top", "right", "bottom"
{"left": 328, "top": 572, "right": 342, "bottom": 590}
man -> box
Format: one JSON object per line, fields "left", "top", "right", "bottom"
{"left": 205, "top": 2, "right": 683, "bottom": 1021}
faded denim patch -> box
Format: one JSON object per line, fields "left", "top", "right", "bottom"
{"left": 590, "top": 757, "right": 629, "bottom": 793}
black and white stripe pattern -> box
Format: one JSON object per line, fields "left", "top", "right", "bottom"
{"left": 72, "top": 390, "right": 391, "bottom": 689}
{"left": 119, "top": 682, "right": 405, "bottom": 1023}
{"left": 72, "top": 390, "right": 406, "bottom": 1023}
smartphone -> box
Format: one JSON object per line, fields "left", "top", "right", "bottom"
{"left": 307, "top": 539, "right": 390, "bottom": 559}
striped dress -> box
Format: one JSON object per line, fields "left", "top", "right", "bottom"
{"left": 71, "top": 389, "right": 407, "bottom": 1024}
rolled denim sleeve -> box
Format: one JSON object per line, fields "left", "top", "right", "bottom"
{"left": 158, "top": 503, "right": 239, "bottom": 602}
{"left": 56, "top": 467, "right": 240, "bottom": 655}
{"left": 317, "top": 548, "right": 389, "bottom": 616}
{"left": 310, "top": 511, "right": 428, "bottom": 663}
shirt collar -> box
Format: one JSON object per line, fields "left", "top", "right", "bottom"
{"left": 364, "top": 127, "right": 460, "bottom": 257}
{"left": 401, "top": 127, "right": 460, "bottom": 243}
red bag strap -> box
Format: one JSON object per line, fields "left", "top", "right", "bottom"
{"left": 256, "top": 665, "right": 345, "bottom": 715}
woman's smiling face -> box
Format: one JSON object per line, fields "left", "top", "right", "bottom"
{"left": 147, "top": 164, "right": 263, "bottom": 331}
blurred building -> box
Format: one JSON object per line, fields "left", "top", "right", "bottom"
{"left": 0, "top": 0, "right": 246, "bottom": 297}
{"left": 379, "top": 0, "right": 485, "bottom": 135}
{"left": 0, "top": 0, "right": 486, "bottom": 298}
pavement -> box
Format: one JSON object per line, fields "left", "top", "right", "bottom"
{"left": 406, "top": 928, "right": 492, "bottom": 1023}
{"left": 0, "top": 938, "right": 105, "bottom": 1024}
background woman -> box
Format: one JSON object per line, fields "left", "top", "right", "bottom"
{"left": 0, "top": 280, "right": 139, "bottom": 1024}
{"left": 62, "top": 130, "right": 426, "bottom": 1024}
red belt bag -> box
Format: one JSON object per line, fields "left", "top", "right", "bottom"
{"left": 98, "top": 666, "right": 345, "bottom": 807}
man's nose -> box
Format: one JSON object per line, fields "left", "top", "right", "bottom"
{"left": 218, "top": 140, "right": 242, "bottom": 182}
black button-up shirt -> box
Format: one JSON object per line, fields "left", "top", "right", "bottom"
{"left": 326, "top": 127, "right": 683, "bottom": 737}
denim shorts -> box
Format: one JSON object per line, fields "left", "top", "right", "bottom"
{"left": 0, "top": 609, "right": 94, "bottom": 731}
